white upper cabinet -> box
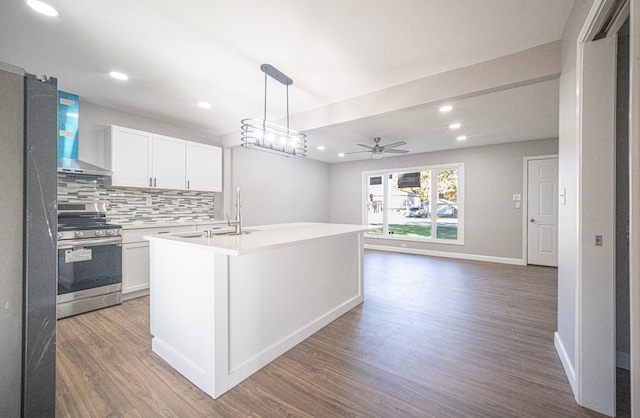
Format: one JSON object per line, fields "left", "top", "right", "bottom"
{"left": 108, "top": 125, "right": 218, "bottom": 192}
{"left": 151, "top": 134, "right": 186, "bottom": 190}
{"left": 108, "top": 125, "right": 153, "bottom": 188}
{"left": 185, "top": 142, "right": 222, "bottom": 192}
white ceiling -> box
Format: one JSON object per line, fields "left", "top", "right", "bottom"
{"left": 0, "top": 0, "right": 573, "bottom": 163}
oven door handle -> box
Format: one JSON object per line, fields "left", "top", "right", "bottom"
{"left": 58, "top": 237, "right": 123, "bottom": 249}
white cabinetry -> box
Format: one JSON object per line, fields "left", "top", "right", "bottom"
{"left": 122, "top": 242, "right": 150, "bottom": 296}
{"left": 152, "top": 135, "right": 186, "bottom": 190}
{"left": 186, "top": 142, "right": 222, "bottom": 192}
{"left": 108, "top": 126, "right": 186, "bottom": 190}
{"left": 109, "top": 126, "right": 152, "bottom": 188}
{"left": 121, "top": 225, "right": 193, "bottom": 299}
{"left": 121, "top": 223, "right": 229, "bottom": 300}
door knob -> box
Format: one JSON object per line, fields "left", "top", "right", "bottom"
{"left": 530, "top": 218, "right": 535, "bottom": 223}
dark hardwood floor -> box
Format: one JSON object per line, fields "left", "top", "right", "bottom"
{"left": 57, "top": 251, "right": 616, "bottom": 417}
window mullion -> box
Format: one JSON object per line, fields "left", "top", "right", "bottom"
{"left": 431, "top": 169, "right": 438, "bottom": 238}
{"left": 383, "top": 173, "right": 389, "bottom": 235}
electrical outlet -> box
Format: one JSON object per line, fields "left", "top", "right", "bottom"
{"left": 595, "top": 235, "right": 603, "bottom": 246}
{"left": 512, "top": 194, "right": 521, "bottom": 201}
{"left": 400, "top": 243, "right": 407, "bottom": 248}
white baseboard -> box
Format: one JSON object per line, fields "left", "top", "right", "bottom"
{"left": 617, "top": 351, "right": 631, "bottom": 370}
{"left": 122, "top": 288, "right": 149, "bottom": 301}
{"left": 555, "top": 332, "right": 578, "bottom": 397}
{"left": 364, "top": 244, "right": 525, "bottom": 265}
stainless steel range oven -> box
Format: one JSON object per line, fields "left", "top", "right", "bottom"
{"left": 57, "top": 202, "right": 123, "bottom": 319}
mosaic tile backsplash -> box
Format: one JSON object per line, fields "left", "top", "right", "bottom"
{"left": 57, "top": 174, "right": 216, "bottom": 224}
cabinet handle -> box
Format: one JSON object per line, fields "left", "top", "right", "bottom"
{"left": 154, "top": 177, "right": 157, "bottom": 187}
{"left": 149, "top": 177, "right": 153, "bottom": 187}
{"left": 187, "top": 180, "right": 190, "bottom": 189}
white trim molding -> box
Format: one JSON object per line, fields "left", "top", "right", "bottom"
{"left": 364, "top": 244, "right": 525, "bottom": 266}
{"left": 555, "top": 331, "right": 578, "bottom": 396}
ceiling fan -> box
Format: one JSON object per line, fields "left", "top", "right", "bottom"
{"left": 346, "top": 137, "right": 409, "bottom": 159}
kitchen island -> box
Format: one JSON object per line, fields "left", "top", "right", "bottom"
{"left": 144, "top": 222, "right": 368, "bottom": 399}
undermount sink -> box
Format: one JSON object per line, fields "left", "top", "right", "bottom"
{"left": 220, "top": 230, "right": 253, "bottom": 236}
{"left": 172, "top": 230, "right": 232, "bottom": 238}
{"left": 172, "top": 228, "right": 258, "bottom": 239}
{"left": 175, "top": 232, "right": 208, "bottom": 238}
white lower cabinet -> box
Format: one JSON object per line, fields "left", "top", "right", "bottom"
{"left": 122, "top": 242, "right": 150, "bottom": 296}
{"left": 121, "top": 225, "right": 193, "bottom": 300}
{"left": 121, "top": 224, "right": 227, "bottom": 300}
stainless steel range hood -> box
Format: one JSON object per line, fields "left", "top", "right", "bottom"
{"left": 57, "top": 158, "right": 112, "bottom": 176}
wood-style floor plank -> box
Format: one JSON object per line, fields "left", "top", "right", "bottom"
{"left": 56, "top": 251, "right": 620, "bottom": 417}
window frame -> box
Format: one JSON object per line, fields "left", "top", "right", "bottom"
{"left": 362, "top": 163, "right": 465, "bottom": 245}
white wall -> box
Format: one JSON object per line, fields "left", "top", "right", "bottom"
{"left": 76, "top": 100, "right": 222, "bottom": 168}
{"left": 230, "top": 147, "right": 331, "bottom": 226}
{"left": 330, "top": 138, "right": 558, "bottom": 262}
{"left": 555, "top": 0, "right": 595, "bottom": 390}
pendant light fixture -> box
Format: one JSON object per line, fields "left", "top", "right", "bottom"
{"left": 241, "top": 64, "right": 307, "bottom": 157}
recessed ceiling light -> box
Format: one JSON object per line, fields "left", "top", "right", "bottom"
{"left": 109, "top": 71, "right": 129, "bottom": 81}
{"left": 26, "top": 0, "right": 60, "bottom": 17}
{"left": 439, "top": 105, "right": 453, "bottom": 112}
{"left": 449, "top": 123, "right": 461, "bottom": 129}
{"left": 456, "top": 135, "right": 467, "bottom": 141}
{"left": 198, "top": 101, "right": 212, "bottom": 109}
{"left": 338, "top": 153, "right": 345, "bottom": 157}
{"left": 317, "top": 145, "right": 325, "bottom": 151}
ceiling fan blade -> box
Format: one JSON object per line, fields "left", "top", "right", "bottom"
{"left": 381, "top": 141, "right": 407, "bottom": 149}
{"left": 345, "top": 150, "right": 372, "bottom": 154}
{"left": 385, "top": 149, "right": 409, "bottom": 154}
{"left": 356, "top": 144, "right": 375, "bottom": 149}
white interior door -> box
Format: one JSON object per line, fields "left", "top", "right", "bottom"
{"left": 527, "top": 158, "right": 559, "bottom": 267}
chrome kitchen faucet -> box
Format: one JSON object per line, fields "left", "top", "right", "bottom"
{"left": 227, "top": 186, "right": 243, "bottom": 235}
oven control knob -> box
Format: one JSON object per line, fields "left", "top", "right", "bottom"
{"left": 74, "top": 231, "right": 84, "bottom": 238}
{"left": 106, "top": 230, "right": 116, "bottom": 236}
{"left": 95, "top": 230, "right": 105, "bottom": 237}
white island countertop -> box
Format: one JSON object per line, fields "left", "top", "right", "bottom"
{"left": 144, "top": 222, "right": 370, "bottom": 256}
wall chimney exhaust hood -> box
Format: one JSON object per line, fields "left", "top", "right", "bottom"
{"left": 57, "top": 158, "right": 112, "bottom": 176}
{"left": 56, "top": 91, "right": 112, "bottom": 176}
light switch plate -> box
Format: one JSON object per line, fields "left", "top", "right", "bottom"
{"left": 513, "top": 194, "right": 521, "bottom": 201}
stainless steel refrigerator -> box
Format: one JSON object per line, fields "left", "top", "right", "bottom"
{"left": 0, "top": 67, "right": 57, "bottom": 418}
{"left": 23, "top": 73, "right": 58, "bottom": 417}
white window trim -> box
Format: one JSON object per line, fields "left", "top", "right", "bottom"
{"left": 362, "top": 163, "right": 464, "bottom": 245}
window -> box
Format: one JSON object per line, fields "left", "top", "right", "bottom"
{"left": 364, "top": 164, "right": 463, "bottom": 244}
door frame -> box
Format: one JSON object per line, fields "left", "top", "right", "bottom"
{"left": 522, "top": 154, "right": 558, "bottom": 265}
{"left": 574, "top": 0, "right": 640, "bottom": 417}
